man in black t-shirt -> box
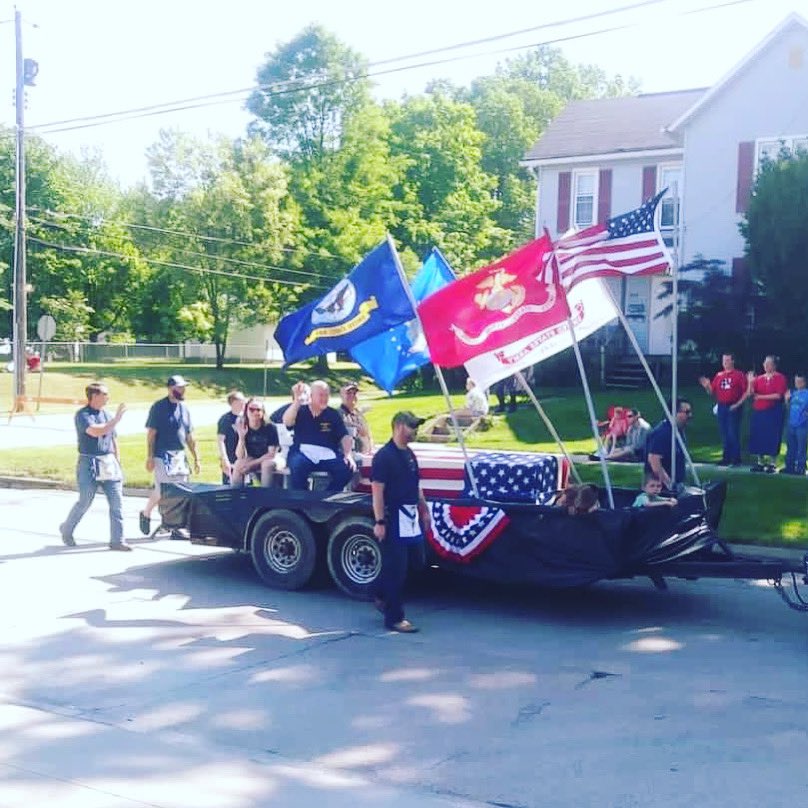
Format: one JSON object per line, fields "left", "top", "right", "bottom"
{"left": 283, "top": 380, "right": 355, "bottom": 493}
{"left": 60, "top": 382, "right": 131, "bottom": 551}
{"left": 371, "top": 410, "right": 430, "bottom": 633}
{"left": 216, "top": 390, "right": 245, "bottom": 484}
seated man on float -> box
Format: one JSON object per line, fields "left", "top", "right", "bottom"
{"left": 283, "top": 380, "right": 356, "bottom": 493}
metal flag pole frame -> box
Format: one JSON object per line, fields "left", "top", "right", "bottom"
{"left": 603, "top": 284, "right": 700, "bottom": 487}
{"left": 670, "top": 182, "right": 681, "bottom": 487}
{"left": 385, "top": 233, "right": 481, "bottom": 499}
{"left": 566, "top": 310, "right": 615, "bottom": 508}
{"left": 514, "top": 370, "right": 582, "bottom": 485}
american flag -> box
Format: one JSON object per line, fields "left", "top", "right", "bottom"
{"left": 356, "top": 444, "right": 568, "bottom": 502}
{"left": 548, "top": 190, "right": 672, "bottom": 291}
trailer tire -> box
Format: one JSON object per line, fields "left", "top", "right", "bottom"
{"left": 327, "top": 516, "right": 381, "bottom": 600}
{"left": 250, "top": 509, "right": 317, "bottom": 590}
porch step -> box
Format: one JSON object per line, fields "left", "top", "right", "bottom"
{"left": 605, "top": 358, "right": 647, "bottom": 389}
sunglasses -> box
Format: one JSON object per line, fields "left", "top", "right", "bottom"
{"left": 248, "top": 406, "right": 264, "bottom": 413}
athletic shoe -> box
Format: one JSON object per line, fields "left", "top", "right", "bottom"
{"left": 387, "top": 619, "right": 419, "bottom": 633}
{"left": 750, "top": 464, "right": 764, "bottom": 472}
{"left": 109, "top": 543, "right": 133, "bottom": 552}
{"left": 170, "top": 529, "right": 190, "bottom": 540}
{"left": 139, "top": 512, "right": 151, "bottom": 535}
{"left": 59, "top": 523, "right": 76, "bottom": 547}
{"left": 764, "top": 464, "right": 776, "bottom": 474}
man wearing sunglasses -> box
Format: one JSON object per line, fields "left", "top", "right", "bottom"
{"left": 645, "top": 400, "right": 693, "bottom": 492}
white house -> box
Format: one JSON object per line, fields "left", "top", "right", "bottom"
{"left": 522, "top": 13, "right": 808, "bottom": 356}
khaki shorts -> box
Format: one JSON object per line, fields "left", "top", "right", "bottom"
{"left": 153, "top": 456, "right": 189, "bottom": 491}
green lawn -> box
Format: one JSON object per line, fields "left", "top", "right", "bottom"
{"left": 2, "top": 364, "right": 806, "bottom": 547}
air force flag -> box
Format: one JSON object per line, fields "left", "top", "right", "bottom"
{"left": 274, "top": 238, "right": 414, "bottom": 366}
{"left": 350, "top": 248, "right": 456, "bottom": 393}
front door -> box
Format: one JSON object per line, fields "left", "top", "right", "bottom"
{"left": 624, "top": 276, "right": 650, "bottom": 353}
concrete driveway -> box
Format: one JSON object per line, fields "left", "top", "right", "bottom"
{"left": 1, "top": 488, "right": 807, "bottom": 807}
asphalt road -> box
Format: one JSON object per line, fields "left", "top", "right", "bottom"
{"left": 1, "top": 488, "right": 807, "bottom": 807}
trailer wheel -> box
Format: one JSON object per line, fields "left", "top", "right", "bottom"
{"left": 327, "top": 517, "right": 381, "bottom": 600}
{"left": 250, "top": 509, "right": 317, "bottom": 590}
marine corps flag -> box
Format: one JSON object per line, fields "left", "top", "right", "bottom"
{"left": 274, "top": 238, "right": 414, "bottom": 366}
{"left": 418, "top": 235, "right": 568, "bottom": 368}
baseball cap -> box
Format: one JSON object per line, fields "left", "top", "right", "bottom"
{"left": 167, "top": 375, "right": 189, "bottom": 388}
{"left": 392, "top": 410, "right": 425, "bottom": 429}
{"left": 341, "top": 382, "right": 359, "bottom": 395}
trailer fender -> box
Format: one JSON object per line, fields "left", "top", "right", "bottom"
{"left": 249, "top": 509, "right": 318, "bottom": 590}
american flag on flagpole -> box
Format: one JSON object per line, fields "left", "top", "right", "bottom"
{"left": 547, "top": 190, "right": 673, "bottom": 291}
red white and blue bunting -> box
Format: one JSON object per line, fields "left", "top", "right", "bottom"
{"left": 426, "top": 502, "right": 510, "bottom": 563}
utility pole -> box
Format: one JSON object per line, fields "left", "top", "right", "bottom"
{"left": 11, "top": 7, "right": 27, "bottom": 408}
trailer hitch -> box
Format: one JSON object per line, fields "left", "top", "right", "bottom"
{"left": 771, "top": 554, "right": 808, "bottom": 612}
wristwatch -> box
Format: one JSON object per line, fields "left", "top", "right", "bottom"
{"left": 375, "top": 519, "right": 385, "bottom": 526}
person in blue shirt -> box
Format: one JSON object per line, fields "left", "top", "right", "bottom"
{"left": 282, "top": 379, "right": 355, "bottom": 493}
{"left": 644, "top": 399, "right": 693, "bottom": 493}
{"left": 371, "top": 410, "right": 431, "bottom": 633}
{"left": 783, "top": 373, "right": 808, "bottom": 475}
{"left": 140, "top": 375, "right": 201, "bottom": 536}
{"left": 60, "top": 382, "right": 130, "bottom": 551}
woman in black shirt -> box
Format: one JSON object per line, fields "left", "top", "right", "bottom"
{"left": 230, "top": 398, "right": 280, "bottom": 487}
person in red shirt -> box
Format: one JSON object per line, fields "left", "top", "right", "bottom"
{"left": 746, "top": 355, "right": 788, "bottom": 473}
{"left": 699, "top": 352, "right": 749, "bottom": 466}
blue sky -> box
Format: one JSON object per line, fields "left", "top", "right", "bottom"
{"left": 0, "top": 0, "right": 800, "bottom": 187}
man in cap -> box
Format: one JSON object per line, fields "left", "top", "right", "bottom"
{"left": 217, "top": 389, "right": 246, "bottom": 484}
{"left": 139, "top": 374, "right": 201, "bottom": 536}
{"left": 371, "top": 411, "right": 431, "bottom": 633}
{"left": 339, "top": 382, "right": 373, "bottom": 456}
{"left": 60, "top": 382, "right": 131, "bottom": 551}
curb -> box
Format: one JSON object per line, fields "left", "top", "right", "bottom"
{"left": 0, "top": 475, "right": 150, "bottom": 498}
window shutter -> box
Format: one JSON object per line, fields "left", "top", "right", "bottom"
{"left": 597, "top": 169, "right": 612, "bottom": 223}
{"left": 642, "top": 166, "right": 657, "bottom": 202}
{"left": 736, "top": 142, "right": 755, "bottom": 214}
{"left": 557, "top": 171, "right": 571, "bottom": 234}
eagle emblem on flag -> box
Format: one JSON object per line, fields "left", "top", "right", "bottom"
{"left": 426, "top": 502, "right": 511, "bottom": 563}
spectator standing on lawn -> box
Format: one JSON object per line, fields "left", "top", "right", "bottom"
{"left": 698, "top": 353, "right": 748, "bottom": 466}
{"left": 645, "top": 399, "right": 693, "bottom": 493}
{"left": 60, "top": 382, "right": 131, "bottom": 551}
{"left": 783, "top": 372, "right": 808, "bottom": 475}
{"left": 371, "top": 411, "right": 431, "bottom": 633}
{"left": 231, "top": 398, "right": 280, "bottom": 487}
{"left": 747, "top": 355, "right": 788, "bottom": 473}
{"left": 283, "top": 380, "right": 355, "bottom": 493}
{"left": 216, "top": 390, "right": 245, "bottom": 484}
{"left": 139, "top": 375, "right": 201, "bottom": 536}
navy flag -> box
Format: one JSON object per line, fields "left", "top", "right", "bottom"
{"left": 274, "top": 238, "right": 414, "bottom": 366}
{"left": 349, "top": 248, "right": 456, "bottom": 393}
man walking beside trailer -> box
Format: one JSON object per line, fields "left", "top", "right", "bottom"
{"left": 60, "top": 382, "right": 131, "bottom": 551}
{"left": 371, "top": 411, "right": 431, "bottom": 633}
{"left": 139, "top": 375, "right": 201, "bottom": 537}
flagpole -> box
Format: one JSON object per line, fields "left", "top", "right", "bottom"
{"left": 603, "top": 284, "right": 700, "bottom": 487}
{"left": 385, "top": 234, "right": 481, "bottom": 499}
{"left": 514, "top": 370, "right": 582, "bottom": 485}
{"left": 669, "top": 182, "right": 681, "bottom": 487}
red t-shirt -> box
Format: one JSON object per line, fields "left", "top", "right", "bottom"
{"left": 710, "top": 369, "right": 746, "bottom": 405}
{"left": 752, "top": 372, "right": 788, "bottom": 411}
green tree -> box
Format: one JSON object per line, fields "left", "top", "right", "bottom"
{"left": 136, "top": 130, "right": 302, "bottom": 367}
{"left": 247, "top": 24, "right": 371, "bottom": 162}
{"left": 740, "top": 148, "right": 808, "bottom": 363}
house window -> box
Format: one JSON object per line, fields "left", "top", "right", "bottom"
{"left": 657, "top": 165, "right": 681, "bottom": 248}
{"left": 572, "top": 171, "right": 597, "bottom": 228}
{"left": 755, "top": 135, "right": 808, "bottom": 170}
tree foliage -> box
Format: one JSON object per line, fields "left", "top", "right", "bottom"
{"left": 740, "top": 148, "right": 808, "bottom": 363}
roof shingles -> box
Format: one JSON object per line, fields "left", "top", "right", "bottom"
{"left": 524, "top": 89, "right": 706, "bottom": 162}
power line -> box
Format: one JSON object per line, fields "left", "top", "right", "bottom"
{"left": 27, "top": 213, "right": 328, "bottom": 283}
{"left": 27, "top": 236, "right": 322, "bottom": 289}
{"left": 29, "top": 0, "right": 758, "bottom": 136}
{"left": 28, "top": 206, "right": 346, "bottom": 262}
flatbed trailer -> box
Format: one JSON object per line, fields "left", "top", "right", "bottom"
{"left": 160, "top": 472, "right": 808, "bottom": 615}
